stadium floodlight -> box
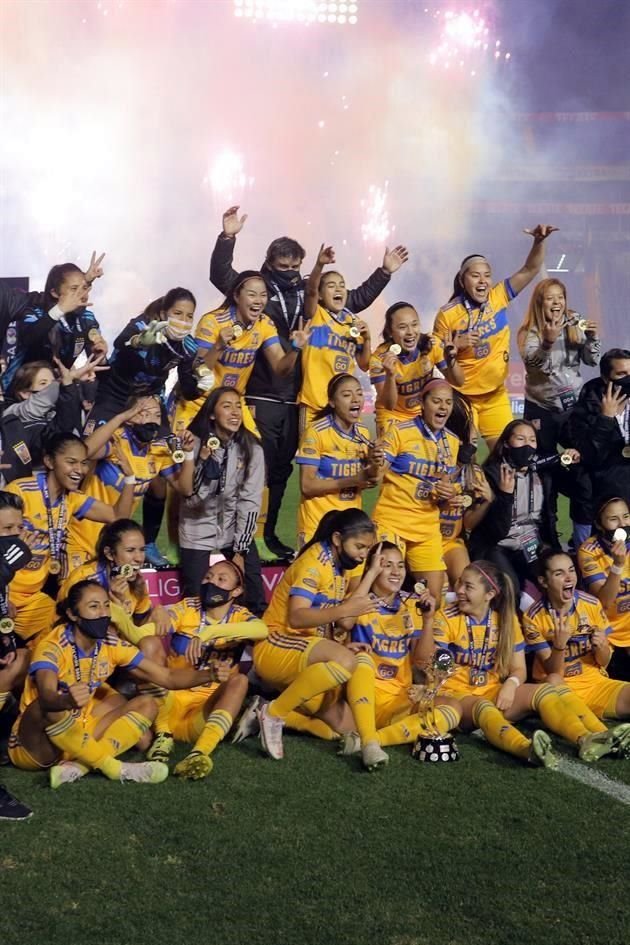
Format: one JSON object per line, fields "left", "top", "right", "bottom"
{"left": 233, "top": 0, "right": 359, "bottom": 24}
{"left": 204, "top": 150, "right": 253, "bottom": 204}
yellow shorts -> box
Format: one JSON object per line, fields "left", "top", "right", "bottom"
{"left": 299, "top": 404, "right": 319, "bottom": 434}
{"left": 253, "top": 633, "right": 322, "bottom": 690}
{"left": 10, "top": 590, "right": 57, "bottom": 643}
{"left": 466, "top": 388, "right": 513, "bottom": 441}
{"left": 374, "top": 525, "right": 445, "bottom": 573}
{"left": 375, "top": 688, "right": 413, "bottom": 728}
{"left": 168, "top": 687, "right": 218, "bottom": 742}
{"left": 565, "top": 674, "right": 627, "bottom": 719}
{"left": 172, "top": 395, "right": 259, "bottom": 438}
{"left": 440, "top": 680, "right": 503, "bottom": 703}
{"left": 442, "top": 536, "right": 468, "bottom": 558}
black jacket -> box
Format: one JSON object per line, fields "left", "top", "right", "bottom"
{"left": 566, "top": 377, "right": 630, "bottom": 504}
{"left": 468, "top": 459, "right": 561, "bottom": 560}
{"left": 209, "top": 234, "right": 392, "bottom": 402}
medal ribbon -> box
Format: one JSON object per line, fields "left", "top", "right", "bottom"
{"left": 39, "top": 472, "right": 67, "bottom": 569}
{"left": 465, "top": 610, "right": 493, "bottom": 677}
{"left": 270, "top": 283, "right": 305, "bottom": 332}
{"left": 417, "top": 419, "right": 453, "bottom": 474}
{"left": 69, "top": 627, "right": 102, "bottom": 717}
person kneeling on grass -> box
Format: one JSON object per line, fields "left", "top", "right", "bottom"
{"left": 523, "top": 549, "right": 630, "bottom": 749}
{"left": 8, "top": 581, "right": 224, "bottom": 788}
{"left": 339, "top": 542, "right": 463, "bottom": 758}
{"left": 146, "top": 558, "right": 268, "bottom": 780}
{"left": 432, "top": 562, "right": 628, "bottom": 766}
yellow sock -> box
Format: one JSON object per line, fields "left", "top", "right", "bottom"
{"left": 194, "top": 709, "right": 233, "bottom": 755}
{"left": 0, "top": 691, "right": 10, "bottom": 713}
{"left": 102, "top": 712, "right": 153, "bottom": 757}
{"left": 45, "top": 712, "right": 122, "bottom": 779}
{"left": 472, "top": 699, "right": 530, "bottom": 760}
{"left": 346, "top": 653, "right": 378, "bottom": 746}
{"left": 284, "top": 711, "right": 338, "bottom": 740}
{"left": 377, "top": 705, "right": 461, "bottom": 746}
{"left": 555, "top": 685, "right": 607, "bottom": 734}
{"left": 269, "top": 660, "right": 351, "bottom": 719}
{"left": 152, "top": 689, "right": 175, "bottom": 736}
{"left": 531, "top": 683, "right": 589, "bottom": 744}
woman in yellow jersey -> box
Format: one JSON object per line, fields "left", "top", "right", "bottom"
{"left": 8, "top": 580, "right": 222, "bottom": 787}
{"left": 433, "top": 224, "right": 558, "bottom": 448}
{"left": 433, "top": 560, "right": 626, "bottom": 764}
{"left": 5, "top": 433, "right": 136, "bottom": 644}
{"left": 370, "top": 301, "right": 464, "bottom": 434}
{"left": 525, "top": 550, "right": 630, "bottom": 732}
{"left": 66, "top": 395, "right": 195, "bottom": 570}
{"left": 338, "top": 542, "right": 462, "bottom": 757}
{"left": 253, "top": 508, "right": 389, "bottom": 770}
{"left": 300, "top": 244, "right": 372, "bottom": 425}
{"left": 172, "top": 270, "right": 310, "bottom": 436}
{"left": 372, "top": 379, "right": 462, "bottom": 599}
{"left": 578, "top": 497, "right": 630, "bottom": 656}
{"left": 146, "top": 558, "right": 267, "bottom": 779}
{"left": 296, "top": 374, "right": 383, "bottom": 547}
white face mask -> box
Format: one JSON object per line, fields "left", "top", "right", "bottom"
{"left": 165, "top": 318, "right": 190, "bottom": 340}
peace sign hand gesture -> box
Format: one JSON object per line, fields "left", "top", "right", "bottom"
{"left": 317, "top": 244, "right": 335, "bottom": 267}
{"left": 290, "top": 317, "right": 311, "bottom": 351}
{"left": 85, "top": 251, "right": 106, "bottom": 283}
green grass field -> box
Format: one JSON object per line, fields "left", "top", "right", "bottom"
{"left": 3, "top": 471, "right": 629, "bottom": 945}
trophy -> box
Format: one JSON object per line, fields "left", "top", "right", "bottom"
{"left": 410, "top": 649, "right": 459, "bottom": 763}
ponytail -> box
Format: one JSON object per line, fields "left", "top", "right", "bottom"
{"left": 466, "top": 561, "right": 517, "bottom": 680}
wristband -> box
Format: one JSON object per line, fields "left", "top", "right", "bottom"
{"left": 291, "top": 339, "right": 302, "bottom": 352}
{"left": 505, "top": 675, "right": 521, "bottom": 687}
{"left": 48, "top": 304, "right": 64, "bottom": 322}
{"left": 552, "top": 644, "right": 566, "bottom": 652}
{"left": 610, "top": 564, "right": 623, "bottom": 575}
{"left": 123, "top": 475, "right": 136, "bottom": 486}
{"left": 183, "top": 450, "right": 195, "bottom": 462}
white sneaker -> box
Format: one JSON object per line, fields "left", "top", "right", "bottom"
{"left": 50, "top": 761, "right": 89, "bottom": 790}
{"left": 257, "top": 701, "right": 285, "bottom": 760}
{"left": 232, "top": 696, "right": 262, "bottom": 744}
{"left": 119, "top": 761, "right": 169, "bottom": 784}
{"left": 337, "top": 732, "right": 361, "bottom": 756}
{"left": 361, "top": 741, "right": 389, "bottom": 771}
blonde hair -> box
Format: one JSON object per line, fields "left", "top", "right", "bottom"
{"left": 517, "top": 278, "right": 581, "bottom": 354}
{"left": 466, "top": 561, "right": 517, "bottom": 680}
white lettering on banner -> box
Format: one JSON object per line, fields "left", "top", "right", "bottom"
{"left": 142, "top": 565, "right": 288, "bottom": 605}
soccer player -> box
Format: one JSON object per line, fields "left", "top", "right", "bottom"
{"left": 433, "top": 561, "right": 625, "bottom": 764}
{"left": 253, "top": 508, "right": 389, "bottom": 770}
{"left": 372, "top": 379, "right": 462, "bottom": 599}
{"left": 370, "top": 301, "right": 463, "bottom": 433}
{"left": 433, "top": 224, "right": 557, "bottom": 448}
{"left": 524, "top": 550, "right": 630, "bottom": 729}
{"left": 8, "top": 580, "right": 224, "bottom": 787}
{"left": 5, "top": 433, "right": 137, "bottom": 643}
{"left": 296, "top": 374, "right": 383, "bottom": 546}
{"left": 577, "top": 497, "right": 630, "bottom": 655}
{"left": 147, "top": 559, "right": 267, "bottom": 779}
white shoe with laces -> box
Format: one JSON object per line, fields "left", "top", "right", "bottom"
{"left": 361, "top": 741, "right": 389, "bottom": 771}
{"left": 232, "top": 696, "right": 262, "bottom": 743}
{"left": 119, "top": 761, "right": 169, "bottom": 784}
{"left": 50, "top": 761, "right": 89, "bottom": 790}
{"left": 257, "top": 701, "right": 285, "bottom": 760}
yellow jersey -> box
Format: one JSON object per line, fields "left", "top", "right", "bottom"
{"left": 523, "top": 591, "right": 613, "bottom": 683}
{"left": 65, "top": 427, "right": 179, "bottom": 569}
{"left": 433, "top": 280, "right": 516, "bottom": 395}
{"left": 351, "top": 594, "right": 423, "bottom": 696}
{"left": 372, "top": 418, "right": 460, "bottom": 542}
{"left": 5, "top": 474, "right": 95, "bottom": 594}
{"left": 23, "top": 622, "right": 143, "bottom": 712}
{"left": 195, "top": 306, "right": 278, "bottom": 392}
{"left": 300, "top": 304, "right": 363, "bottom": 411}
{"left": 296, "top": 415, "right": 370, "bottom": 543}
{"left": 369, "top": 338, "right": 448, "bottom": 427}
{"left": 433, "top": 604, "right": 524, "bottom": 694}
{"left": 58, "top": 561, "right": 152, "bottom": 619}
{"left": 577, "top": 536, "right": 630, "bottom": 648}
{"left": 263, "top": 540, "right": 347, "bottom": 639}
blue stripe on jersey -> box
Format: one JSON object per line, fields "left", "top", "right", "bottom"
{"left": 308, "top": 325, "right": 354, "bottom": 353}
{"left": 289, "top": 587, "right": 316, "bottom": 603}
{"left": 525, "top": 641, "right": 550, "bottom": 653}
{"left": 582, "top": 571, "right": 606, "bottom": 585}
{"left": 29, "top": 660, "right": 57, "bottom": 676}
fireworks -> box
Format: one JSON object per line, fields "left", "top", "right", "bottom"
{"left": 426, "top": 7, "right": 511, "bottom": 76}
{"left": 204, "top": 150, "right": 253, "bottom": 204}
{"left": 360, "top": 183, "right": 391, "bottom": 245}
{"left": 233, "top": 1, "right": 359, "bottom": 24}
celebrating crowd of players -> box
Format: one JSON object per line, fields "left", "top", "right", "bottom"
{"left": 1, "top": 207, "right": 629, "bottom": 820}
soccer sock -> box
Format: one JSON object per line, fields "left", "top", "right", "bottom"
{"left": 284, "top": 711, "right": 338, "bottom": 740}
{"left": 151, "top": 688, "right": 175, "bottom": 736}
{"left": 45, "top": 712, "right": 122, "bottom": 779}
{"left": 531, "top": 683, "right": 589, "bottom": 744}
{"left": 0, "top": 691, "right": 10, "bottom": 713}
{"left": 376, "top": 705, "right": 461, "bottom": 747}
{"left": 472, "top": 699, "right": 530, "bottom": 760}
{"left": 142, "top": 490, "right": 165, "bottom": 545}
{"left": 268, "top": 661, "right": 352, "bottom": 720}
{"left": 102, "top": 711, "right": 153, "bottom": 757}
{"left": 554, "top": 685, "right": 607, "bottom": 734}
{"left": 194, "top": 709, "right": 233, "bottom": 755}
{"left": 346, "top": 653, "right": 378, "bottom": 746}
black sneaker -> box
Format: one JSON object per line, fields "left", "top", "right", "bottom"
{"left": 0, "top": 784, "right": 33, "bottom": 821}
{"left": 263, "top": 535, "right": 295, "bottom": 561}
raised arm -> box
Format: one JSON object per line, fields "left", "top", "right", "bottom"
{"left": 346, "top": 245, "right": 409, "bottom": 314}
{"left": 209, "top": 206, "right": 248, "bottom": 294}
{"left": 508, "top": 224, "right": 558, "bottom": 296}
{"left": 304, "top": 244, "right": 335, "bottom": 321}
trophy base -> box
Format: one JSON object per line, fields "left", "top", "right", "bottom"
{"left": 411, "top": 734, "right": 459, "bottom": 763}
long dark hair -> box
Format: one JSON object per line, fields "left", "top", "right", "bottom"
{"left": 463, "top": 561, "right": 516, "bottom": 679}
{"left": 42, "top": 431, "right": 86, "bottom": 460}
{"left": 42, "top": 263, "right": 84, "bottom": 312}
{"left": 141, "top": 287, "right": 196, "bottom": 323}
{"left": 96, "top": 519, "right": 145, "bottom": 565}
{"left": 313, "top": 373, "right": 362, "bottom": 422}
{"left": 298, "top": 508, "right": 375, "bottom": 559}
{"left": 448, "top": 254, "right": 488, "bottom": 303}
{"left": 189, "top": 386, "right": 258, "bottom": 476}
{"left": 484, "top": 419, "right": 538, "bottom": 468}
{"left": 221, "top": 270, "right": 271, "bottom": 311}
{"left": 382, "top": 302, "right": 432, "bottom": 354}
{"left": 56, "top": 579, "right": 106, "bottom": 623}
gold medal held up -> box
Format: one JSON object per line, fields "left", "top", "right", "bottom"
{"left": 232, "top": 324, "right": 243, "bottom": 339}
{"left": 622, "top": 446, "right": 630, "bottom": 459}
{"left": 460, "top": 494, "right": 473, "bottom": 508}
{"left": 349, "top": 326, "right": 361, "bottom": 339}
{"left": 49, "top": 560, "right": 61, "bottom": 575}
{"left": 0, "top": 617, "right": 15, "bottom": 633}
{"left": 88, "top": 328, "right": 101, "bottom": 342}
{"left": 119, "top": 563, "right": 136, "bottom": 579}
{"left": 389, "top": 343, "right": 402, "bottom": 355}
{"left": 560, "top": 452, "right": 573, "bottom": 466}
{"left": 206, "top": 436, "right": 220, "bottom": 451}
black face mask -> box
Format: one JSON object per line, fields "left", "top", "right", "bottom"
{"left": 612, "top": 375, "right": 630, "bottom": 393}
{"left": 337, "top": 547, "right": 361, "bottom": 571}
{"left": 77, "top": 616, "right": 110, "bottom": 640}
{"left": 131, "top": 422, "right": 161, "bottom": 444}
{"left": 200, "top": 582, "right": 232, "bottom": 609}
{"left": 505, "top": 445, "right": 537, "bottom": 469}
{"left": 458, "top": 443, "right": 477, "bottom": 465}
{"left": 270, "top": 269, "right": 301, "bottom": 291}
{"left": 0, "top": 535, "right": 33, "bottom": 586}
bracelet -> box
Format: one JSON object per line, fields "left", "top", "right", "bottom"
{"left": 290, "top": 339, "right": 302, "bottom": 352}
{"left": 610, "top": 564, "right": 623, "bottom": 575}
{"left": 506, "top": 675, "right": 521, "bottom": 687}
{"left": 552, "top": 644, "right": 566, "bottom": 652}
{"left": 183, "top": 450, "right": 195, "bottom": 461}
{"left": 123, "top": 475, "right": 136, "bottom": 485}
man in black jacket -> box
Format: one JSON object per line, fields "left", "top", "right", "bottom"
{"left": 209, "top": 206, "right": 408, "bottom": 558}
{"left": 567, "top": 348, "right": 630, "bottom": 510}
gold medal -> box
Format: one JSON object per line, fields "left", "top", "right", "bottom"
{"left": 349, "top": 326, "right": 361, "bottom": 339}
{"left": 232, "top": 324, "right": 243, "bottom": 339}
{"left": 49, "top": 560, "right": 61, "bottom": 575}
{"left": 577, "top": 319, "right": 588, "bottom": 332}
{"left": 172, "top": 449, "right": 186, "bottom": 463}
{"left": 414, "top": 581, "right": 427, "bottom": 595}
{"left": 612, "top": 528, "right": 627, "bottom": 542}
{"left": 0, "top": 617, "right": 15, "bottom": 633}
{"left": 389, "top": 343, "right": 402, "bottom": 355}
{"left": 461, "top": 494, "right": 473, "bottom": 508}
{"left": 88, "top": 328, "right": 101, "bottom": 342}
{"left": 622, "top": 446, "right": 630, "bottom": 459}
{"left": 206, "top": 436, "right": 220, "bottom": 451}
{"left": 560, "top": 452, "right": 573, "bottom": 466}
{"left": 119, "top": 563, "right": 136, "bottom": 579}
